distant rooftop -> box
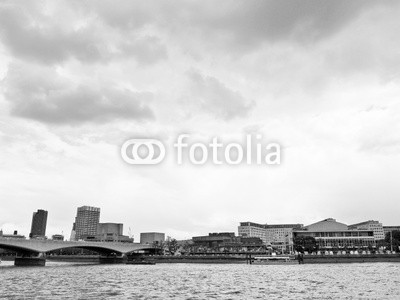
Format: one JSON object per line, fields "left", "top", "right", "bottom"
{"left": 239, "top": 222, "right": 303, "bottom": 229}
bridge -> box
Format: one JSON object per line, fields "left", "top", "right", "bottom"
{"left": 0, "top": 238, "right": 156, "bottom": 266}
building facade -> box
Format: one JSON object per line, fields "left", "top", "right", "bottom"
{"left": 97, "top": 223, "right": 123, "bottom": 236}
{"left": 72, "top": 206, "right": 100, "bottom": 240}
{"left": 83, "top": 223, "right": 133, "bottom": 243}
{"left": 348, "top": 220, "right": 385, "bottom": 241}
{"left": 51, "top": 234, "right": 64, "bottom": 241}
{"left": 192, "top": 232, "right": 236, "bottom": 248}
{"left": 29, "top": 209, "right": 48, "bottom": 238}
{"left": 140, "top": 232, "right": 165, "bottom": 245}
{"left": 0, "top": 230, "right": 26, "bottom": 239}
{"left": 191, "top": 232, "right": 264, "bottom": 252}
{"left": 383, "top": 226, "right": 400, "bottom": 237}
{"left": 293, "top": 218, "right": 375, "bottom": 251}
{"left": 265, "top": 224, "right": 303, "bottom": 251}
{"left": 238, "top": 221, "right": 303, "bottom": 252}
{"left": 238, "top": 222, "right": 266, "bottom": 243}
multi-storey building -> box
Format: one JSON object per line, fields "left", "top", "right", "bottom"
{"left": 238, "top": 222, "right": 267, "bottom": 243}
{"left": 29, "top": 209, "right": 48, "bottom": 238}
{"left": 238, "top": 222, "right": 303, "bottom": 252}
{"left": 140, "top": 232, "right": 165, "bottom": 245}
{"left": 265, "top": 224, "right": 303, "bottom": 252}
{"left": 348, "top": 220, "right": 385, "bottom": 241}
{"left": 72, "top": 206, "right": 100, "bottom": 240}
{"left": 191, "top": 232, "right": 264, "bottom": 252}
{"left": 84, "top": 223, "right": 133, "bottom": 243}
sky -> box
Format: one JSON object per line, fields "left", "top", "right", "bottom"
{"left": 1, "top": 0, "right": 400, "bottom": 241}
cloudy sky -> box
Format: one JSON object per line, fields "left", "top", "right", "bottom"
{"left": 1, "top": 0, "right": 400, "bottom": 240}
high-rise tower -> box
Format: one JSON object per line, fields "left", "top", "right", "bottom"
{"left": 73, "top": 206, "right": 100, "bottom": 240}
{"left": 29, "top": 209, "right": 48, "bottom": 238}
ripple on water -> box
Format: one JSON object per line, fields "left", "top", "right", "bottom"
{"left": 0, "top": 262, "right": 400, "bottom": 299}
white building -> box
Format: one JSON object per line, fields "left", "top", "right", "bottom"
{"left": 294, "top": 218, "right": 376, "bottom": 250}
{"left": 238, "top": 222, "right": 266, "bottom": 243}
{"left": 238, "top": 222, "right": 303, "bottom": 252}
{"left": 348, "top": 220, "right": 385, "bottom": 241}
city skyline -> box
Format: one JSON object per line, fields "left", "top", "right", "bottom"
{"left": 1, "top": 205, "right": 399, "bottom": 242}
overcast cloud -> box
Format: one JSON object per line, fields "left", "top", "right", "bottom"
{"left": 4, "top": 62, "right": 155, "bottom": 124}
{"left": 1, "top": 0, "right": 400, "bottom": 240}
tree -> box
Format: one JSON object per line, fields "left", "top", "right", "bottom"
{"left": 294, "top": 236, "right": 318, "bottom": 253}
{"left": 385, "top": 231, "right": 400, "bottom": 252}
{"left": 152, "top": 240, "right": 165, "bottom": 255}
{"left": 180, "top": 240, "right": 193, "bottom": 254}
{"left": 166, "top": 238, "right": 179, "bottom": 255}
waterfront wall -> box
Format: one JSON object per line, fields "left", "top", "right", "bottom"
{"left": 301, "top": 254, "right": 400, "bottom": 264}
{"left": 46, "top": 255, "right": 248, "bottom": 264}
{"left": 20, "top": 254, "right": 400, "bottom": 265}
{"left": 152, "top": 255, "right": 247, "bottom": 264}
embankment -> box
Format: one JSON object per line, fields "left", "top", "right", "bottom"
{"left": 20, "top": 254, "right": 400, "bottom": 264}
{"left": 301, "top": 254, "right": 400, "bottom": 264}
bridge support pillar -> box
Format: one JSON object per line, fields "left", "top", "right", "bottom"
{"left": 99, "top": 254, "right": 127, "bottom": 264}
{"left": 15, "top": 253, "right": 46, "bottom": 266}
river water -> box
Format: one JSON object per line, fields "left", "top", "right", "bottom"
{"left": 0, "top": 261, "right": 399, "bottom": 299}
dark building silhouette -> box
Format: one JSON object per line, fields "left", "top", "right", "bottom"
{"left": 29, "top": 209, "right": 48, "bottom": 238}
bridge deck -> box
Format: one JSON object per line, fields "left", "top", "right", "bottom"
{"left": 0, "top": 238, "right": 154, "bottom": 254}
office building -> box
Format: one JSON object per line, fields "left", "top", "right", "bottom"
{"left": 348, "top": 220, "right": 385, "bottom": 241}
{"left": 265, "top": 224, "right": 303, "bottom": 251}
{"left": 140, "top": 232, "right": 165, "bottom": 245}
{"left": 238, "top": 221, "right": 303, "bottom": 251}
{"left": 238, "top": 222, "right": 267, "bottom": 242}
{"left": 70, "top": 222, "right": 76, "bottom": 241}
{"left": 73, "top": 206, "right": 100, "bottom": 240}
{"left": 29, "top": 209, "right": 48, "bottom": 238}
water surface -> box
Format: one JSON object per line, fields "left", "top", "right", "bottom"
{"left": 0, "top": 261, "right": 399, "bottom": 299}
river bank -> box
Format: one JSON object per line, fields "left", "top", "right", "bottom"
{"left": 45, "top": 255, "right": 248, "bottom": 264}
{"left": 300, "top": 254, "right": 400, "bottom": 264}
{"left": 3, "top": 254, "right": 400, "bottom": 264}
{"left": 47, "top": 254, "right": 400, "bottom": 264}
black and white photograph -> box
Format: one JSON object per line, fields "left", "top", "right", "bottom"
{"left": 1, "top": 0, "right": 400, "bottom": 299}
